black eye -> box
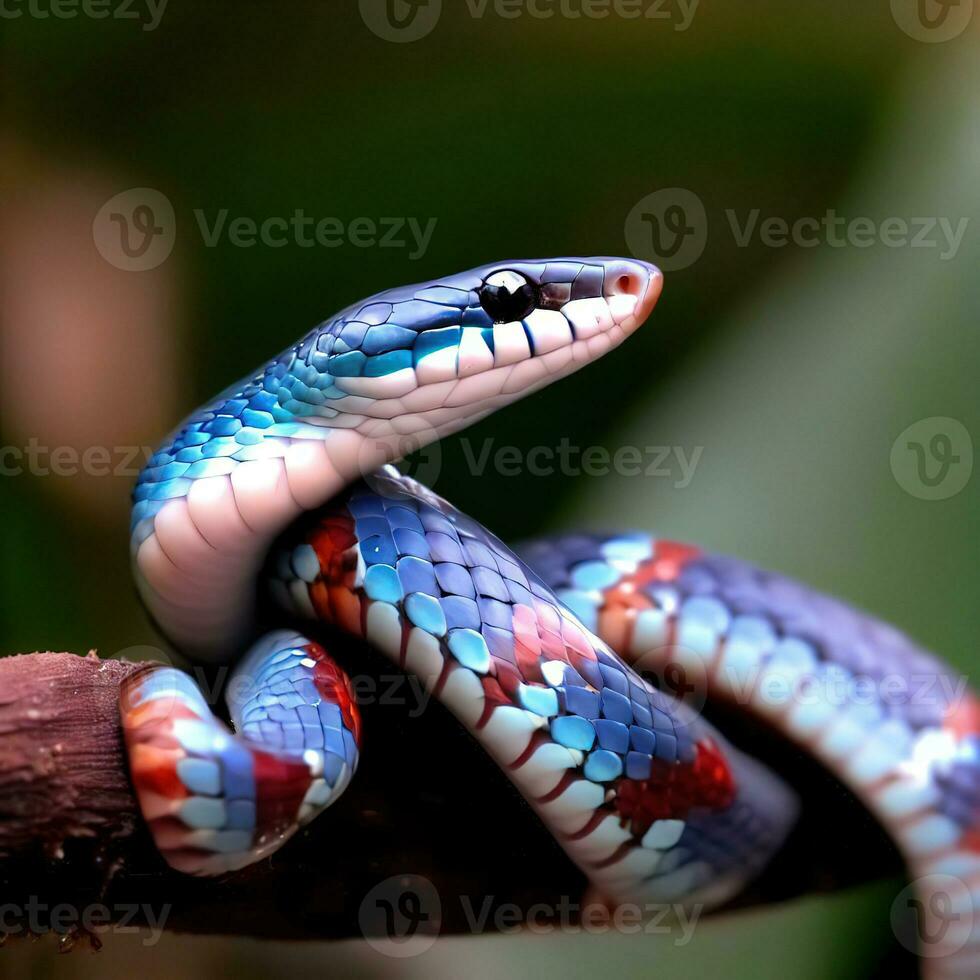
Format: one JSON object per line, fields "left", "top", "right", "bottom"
{"left": 479, "top": 271, "right": 538, "bottom": 323}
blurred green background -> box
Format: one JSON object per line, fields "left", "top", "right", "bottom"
{"left": 1, "top": 1, "right": 977, "bottom": 977}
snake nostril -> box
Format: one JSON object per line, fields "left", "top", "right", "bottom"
{"left": 610, "top": 269, "right": 647, "bottom": 299}
{"left": 603, "top": 260, "right": 663, "bottom": 326}
{"left": 603, "top": 260, "right": 658, "bottom": 300}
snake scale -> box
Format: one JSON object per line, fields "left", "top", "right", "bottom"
{"left": 121, "top": 257, "right": 979, "bottom": 974}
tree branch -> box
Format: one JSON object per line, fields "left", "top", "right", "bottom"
{"left": 0, "top": 648, "right": 586, "bottom": 944}
{"left": 0, "top": 648, "right": 902, "bottom": 948}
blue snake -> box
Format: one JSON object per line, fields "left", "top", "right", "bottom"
{"left": 121, "top": 257, "right": 978, "bottom": 974}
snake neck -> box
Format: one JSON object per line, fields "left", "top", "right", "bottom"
{"left": 130, "top": 257, "right": 662, "bottom": 661}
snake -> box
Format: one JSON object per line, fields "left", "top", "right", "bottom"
{"left": 121, "top": 256, "right": 979, "bottom": 974}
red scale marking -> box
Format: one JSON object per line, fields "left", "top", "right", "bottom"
{"left": 252, "top": 749, "right": 315, "bottom": 835}
{"left": 633, "top": 541, "right": 702, "bottom": 588}
{"left": 537, "top": 770, "right": 578, "bottom": 804}
{"left": 945, "top": 693, "right": 980, "bottom": 741}
{"left": 307, "top": 642, "right": 362, "bottom": 746}
{"left": 595, "top": 539, "right": 701, "bottom": 671}
{"left": 561, "top": 617, "right": 595, "bottom": 659}
{"left": 539, "top": 626, "right": 569, "bottom": 663}
{"left": 509, "top": 730, "right": 552, "bottom": 770}
{"left": 514, "top": 638, "right": 543, "bottom": 681}
{"left": 491, "top": 658, "right": 525, "bottom": 700}
{"left": 533, "top": 599, "right": 562, "bottom": 635}
{"left": 612, "top": 738, "right": 736, "bottom": 838}
{"left": 943, "top": 694, "right": 980, "bottom": 848}
{"left": 565, "top": 810, "right": 609, "bottom": 841}
{"left": 130, "top": 749, "right": 187, "bottom": 799}
{"left": 309, "top": 513, "right": 359, "bottom": 585}
{"left": 476, "top": 675, "right": 513, "bottom": 728}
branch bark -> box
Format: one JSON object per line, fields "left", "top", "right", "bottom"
{"left": 0, "top": 648, "right": 586, "bottom": 944}
{"left": 0, "top": 649, "right": 902, "bottom": 948}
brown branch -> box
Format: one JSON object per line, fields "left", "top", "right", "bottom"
{"left": 0, "top": 649, "right": 902, "bottom": 949}
{"left": 0, "top": 653, "right": 141, "bottom": 858}
{"left": 0, "top": 647, "right": 586, "bottom": 945}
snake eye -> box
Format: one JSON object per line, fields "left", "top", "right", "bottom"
{"left": 479, "top": 271, "right": 539, "bottom": 323}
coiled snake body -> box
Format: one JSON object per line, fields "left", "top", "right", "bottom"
{"left": 123, "top": 258, "right": 979, "bottom": 973}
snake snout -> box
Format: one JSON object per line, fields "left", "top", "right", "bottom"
{"left": 601, "top": 258, "right": 663, "bottom": 331}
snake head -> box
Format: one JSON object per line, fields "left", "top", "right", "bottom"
{"left": 131, "top": 257, "right": 661, "bottom": 656}
{"left": 303, "top": 256, "right": 662, "bottom": 430}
